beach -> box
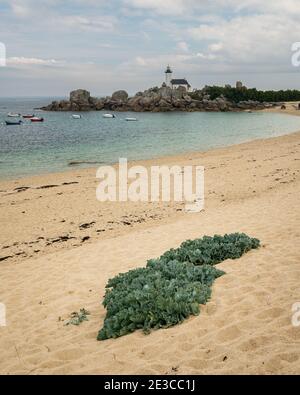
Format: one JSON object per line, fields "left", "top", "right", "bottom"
{"left": 0, "top": 130, "right": 300, "bottom": 375}
{"left": 264, "top": 102, "right": 300, "bottom": 117}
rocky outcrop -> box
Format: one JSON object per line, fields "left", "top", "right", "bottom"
{"left": 70, "top": 89, "right": 90, "bottom": 105}
{"left": 111, "top": 90, "right": 128, "bottom": 102}
{"left": 41, "top": 87, "right": 275, "bottom": 113}
{"left": 236, "top": 100, "right": 267, "bottom": 110}
{"left": 44, "top": 89, "right": 92, "bottom": 112}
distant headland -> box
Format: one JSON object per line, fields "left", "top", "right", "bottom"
{"left": 41, "top": 66, "right": 300, "bottom": 113}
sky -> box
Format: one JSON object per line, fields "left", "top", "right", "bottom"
{"left": 0, "top": 0, "right": 299, "bottom": 97}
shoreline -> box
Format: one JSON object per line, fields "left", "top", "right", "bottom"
{"left": 1, "top": 107, "right": 300, "bottom": 182}
{"left": 1, "top": 127, "right": 299, "bottom": 184}
{"left": 263, "top": 102, "right": 300, "bottom": 117}
{"left": 0, "top": 128, "right": 299, "bottom": 374}
{"left": 1, "top": 130, "right": 300, "bottom": 265}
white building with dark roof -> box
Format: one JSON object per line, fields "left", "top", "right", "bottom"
{"left": 164, "top": 65, "right": 192, "bottom": 92}
{"left": 171, "top": 78, "right": 191, "bottom": 92}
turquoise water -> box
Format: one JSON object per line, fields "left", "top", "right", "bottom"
{"left": 1, "top": 97, "right": 300, "bottom": 180}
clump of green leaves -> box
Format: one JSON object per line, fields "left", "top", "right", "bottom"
{"left": 65, "top": 308, "right": 90, "bottom": 326}
{"left": 98, "top": 261, "right": 224, "bottom": 340}
{"left": 98, "top": 233, "right": 260, "bottom": 341}
{"left": 157, "top": 233, "right": 260, "bottom": 266}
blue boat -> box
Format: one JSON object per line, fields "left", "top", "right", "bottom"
{"left": 5, "top": 120, "right": 22, "bottom": 125}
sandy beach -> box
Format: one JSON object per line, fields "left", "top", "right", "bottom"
{"left": 264, "top": 102, "right": 300, "bottom": 117}
{"left": 1, "top": 0, "right": 300, "bottom": 378}
{"left": 0, "top": 130, "right": 300, "bottom": 375}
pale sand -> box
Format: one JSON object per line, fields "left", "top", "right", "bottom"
{"left": 0, "top": 131, "right": 300, "bottom": 374}
{"left": 263, "top": 101, "right": 300, "bottom": 117}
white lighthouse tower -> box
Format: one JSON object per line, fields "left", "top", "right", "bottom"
{"left": 165, "top": 65, "right": 173, "bottom": 87}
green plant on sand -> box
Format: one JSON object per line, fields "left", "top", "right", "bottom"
{"left": 65, "top": 308, "right": 90, "bottom": 326}
{"left": 98, "top": 233, "right": 260, "bottom": 341}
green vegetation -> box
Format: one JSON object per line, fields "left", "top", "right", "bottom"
{"left": 98, "top": 233, "right": 260, "bottom": 341}
{"left": 65, "top": 308, "right": 90, "bottom": 326}
{"left": 98, "top": 262, "right": 223, "bottom": 341}
{"left": 156, "top": 233, "right": 260, "bottom": 266}
{"left": 191, "top": 86, "right": 300, "bottom": 103}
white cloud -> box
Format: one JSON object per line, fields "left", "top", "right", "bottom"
{"left": 61, "top": 15, "right": 117, "bottom": 33}
{"left": 7, "top": 57, "right": 63, "bottom": 66}
{"left": 6, "top": 0, "right": 118, "bottom": 34}
{"left": 125, "top": 0, "right": 300, "bottom": 73}
{"left": 9, "top": 0, "right": 61, "bottom": 17}
{"left": 120, "top": 52, "right": 217, "bottom": 76}
{"left": 2, "top": 0, "right": 300, "bottom": 95}
{"left": 10, "top": 1, "right": 31, "bottom": 17}
{"left": 123, "top": 0, "right": 186, "bottom": 15}
{"left": 188, "top": 13, "right": 300, "bottom": 68}
{"left": 135, "top": 56, "right": 147, "bottom": 66}
{"left": 209, "top": 42, "right": 223, "bottom": 52}
{"left": 196, "top": 52, "right": 217, "bottom": 60}
{"left": 123, "top": 0, "right": 300, "bottom": 17}
{"left": 177, "top": 41, "right": 189, "bottom": 52}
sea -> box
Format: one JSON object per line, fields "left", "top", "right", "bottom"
{"left": 1, "top": 97, "right": 300, "bottom": 180}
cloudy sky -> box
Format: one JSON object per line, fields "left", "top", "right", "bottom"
{"left": 0, "top": 0, "right": 299, "bottom": 97}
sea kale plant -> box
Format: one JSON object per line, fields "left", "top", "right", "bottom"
{"left": 65, "top": 309, "right": 90, "bottom": 326}
{"left": 98, "top": 233, "right": 260, "bottom": 341}
{"left": 157, "top": 233, "right": 260, "bottom": 266}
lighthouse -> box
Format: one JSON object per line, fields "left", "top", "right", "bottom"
{"left": 165, "top": 65, "right": 173, "bottom": 87}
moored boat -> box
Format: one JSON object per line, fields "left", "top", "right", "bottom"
{"left": 102, "top": 114, "right": 115, "bottom": 118}
{"left": 23, "top": 114, "right": 35, "bottom": 119}
{"left": 126, "top": 117, "right": 138, "bottom": 121}
{"left": 7, "top": 112, "right": 21, "bottom": 117}
{"left": 5, "top": 120, "right": 22, "bottom": 125}
{"left": 30, "top": 117, "right": 44, "bottom": 122}
{"left": 72, "top": 114, "right": 82, "bottom": 119}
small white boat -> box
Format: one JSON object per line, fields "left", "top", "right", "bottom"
{"left": 7, "top": 112, "right": 21, "bottom": 117}
{"left": 103, "top": 114, "right": 115, "bottom": 119}
{"left": 72, "top": 114, "right": 82, "bottom": 119}
{"left": 126, "top": 117, "right": 138, "bottom": 122}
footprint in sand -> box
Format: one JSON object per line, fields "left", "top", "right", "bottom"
{"left": 276, "top": 353, "right": 299, "bottom": 363}
{"left": 255, "top": 307, "right": 285, "bottom": 321}
{"left": 54, "top": 348, "right": 85, "bottom": 361}
{"left": 238, "top": 335, "right": 272, "bottom": 352}
{"left": 216, "top": 324, "right": 242, "bottom": 343}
